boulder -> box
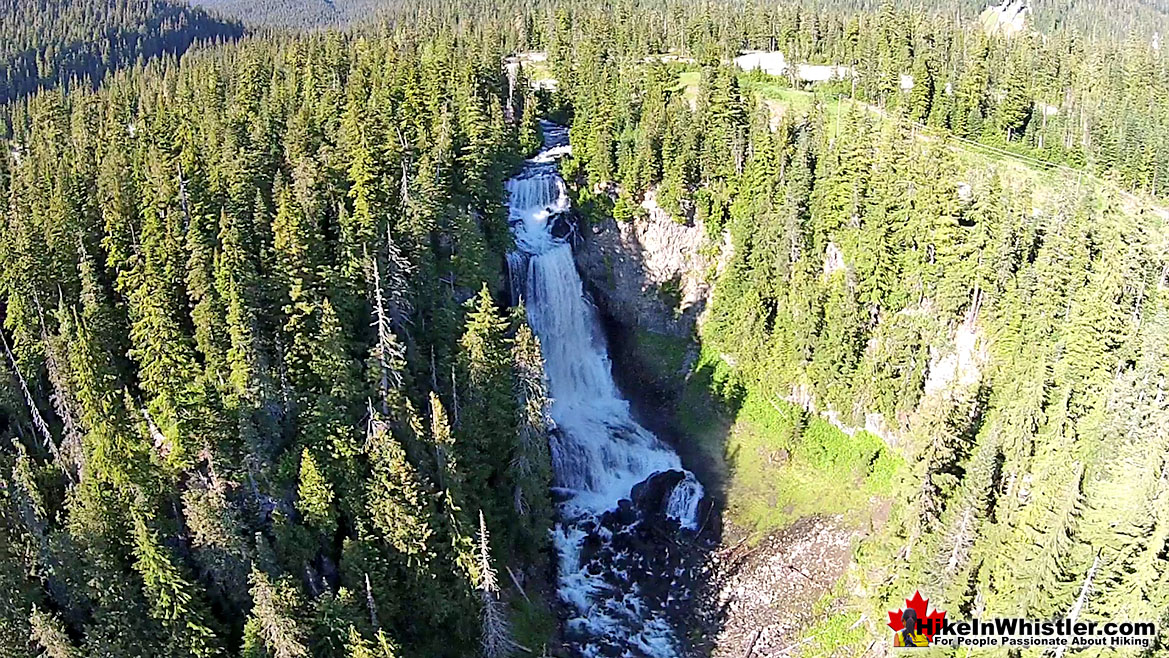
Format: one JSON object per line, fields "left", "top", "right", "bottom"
{"left": 631, "top": 469, "right": 687, "bottom": 518}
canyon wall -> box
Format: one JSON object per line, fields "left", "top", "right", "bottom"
{"left": 573, "top": 187, "right": 721, "bottom": 338}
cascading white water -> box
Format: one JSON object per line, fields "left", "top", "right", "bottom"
{"left": 508, "top": 122, "right": 704, "bottom": 657}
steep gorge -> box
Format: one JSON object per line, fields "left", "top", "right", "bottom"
{"left": 507, "top": 123, "right": 710, "bottom": 657}
{"left": 568, "top": 169, "right": 1001, "bottom": 656}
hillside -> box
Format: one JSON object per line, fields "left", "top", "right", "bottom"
{"left": 1, "top": 1, "right": 1168, "bottom": 657}
{"left": 805, "top": 0, "right": 1169, "bottom": 41}
{"left": 0, "top": 0, "right": 242, "bottom": 106}
{"left": 555, "top": 7, "right": 1169, "bottom": 651}
{"left": 192, "top": 0, "right": 391, "bottom": 28}
{"left": 0, "top": 19, "right": 551, "bottom": 657}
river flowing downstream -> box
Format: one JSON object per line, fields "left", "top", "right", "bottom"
{"left": 506, "top": 122, "right": 705, "bottom": 656}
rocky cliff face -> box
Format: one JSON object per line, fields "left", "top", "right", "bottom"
{"left": 574, "top": 182, "right": 991, "bottom": 658}
{"left": 980, "top": 0, "right": 1030, "bottom": 37}
{"left": 574, "top": 187, "right": 721, "bottom": 337}
{"left": 575, "top": 190, "right": 989, "bottom": 452}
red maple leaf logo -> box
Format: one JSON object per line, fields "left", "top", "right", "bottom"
{"left": 887, "top": 591, "right": 947, "bottom": 641}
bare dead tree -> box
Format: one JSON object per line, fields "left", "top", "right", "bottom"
{"left": 37, "top": 292, "right": 81, "bottom": 480}
{"left": 476, "top": 510, "right": 518, "bottom": 658}
{"left": 1, "top": 329, "right": 64, "bottom": 470}
{"left": 365, "top": 572, "right": 380, "bottom": 630}
{"left": 369, "top": 251, "right": 406, "bottom": 413}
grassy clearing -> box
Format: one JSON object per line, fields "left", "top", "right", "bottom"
{"left": 737, "top": 70, "right": 1166, "bottom": 217}
{"left": 513, "top": 51, "right": 555, "bottom": 87}
{"left": 677, "top": 69, "right": 822, "bottom": 118}
{"left": 675, "top": 70, "right": 701, "bottom": 107}
{"left": 675, "top": 349, "right": 904, "bottom": 536}
{"left": 670, "top": 62, "right": 1164, "bottom": 217}
{"left": 740, "top": 76, "right": 817, "bottom": 113}
{"left": 721, "top": 394, "right": 901, "bottom": 533}
{"left": 525, "top": 61, "right": 555, "bottom": 86}
{"left": 678, "top": 68, "right": 854, "bottom": 138}
{"left": 675, "top": 347, "right": 741, "bottom": 461}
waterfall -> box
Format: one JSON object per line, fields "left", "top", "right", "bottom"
{"left": 507, "top": 121, "right": 705, "bottom": 657}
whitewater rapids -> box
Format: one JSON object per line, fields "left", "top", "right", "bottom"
{"left": 506, "top": 121, "right": 704, "bottom": 657}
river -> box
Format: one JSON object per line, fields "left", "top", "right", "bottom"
{"left": 505, "top": 121, "right": 705, "bottom": 657}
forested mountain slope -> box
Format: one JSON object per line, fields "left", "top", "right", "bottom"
{"left": 724, "top": 5, "right": 1169, "bottom": 197}
{"left": 194, "top": 0, "right": 1169, "bottom": 41}
{"left": 0, "top": 0, "right": 243, "bottom": 106}
{"left": 812, "top": 0, "right": 1169, "bottom": 40}
{"left": 0, "top": 20, "right": 551, "bottom": 657}
{"left": 192, "top": 0, "right": 391, "bottom": 28}
{"left": 980, "top": 0, "right": 1169, "bottom": 40}
{"left": 1, "top": 1, "right": 1168, "bottom": 657}
{"left": 550, "top": 2, "right": 1169, "bottom": 652}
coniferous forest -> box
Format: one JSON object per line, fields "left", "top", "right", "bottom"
{"left": 1, "top": 1, "right": 1169, "bottom": 657}
{"left": 0, "top": 0, "right": 243, "bottom": 105}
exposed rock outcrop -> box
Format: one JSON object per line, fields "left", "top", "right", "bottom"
{"left": 577, "top": 180, "right": 990, "bottom": 462}
{"left": 923, "top": 319, "right": 987, "bottom": 399}
{"left": 980, "top": 0, "right": 1030, "bottom": 37}
{"left": 783, "top": 314, "right": 989, "bottom": 452}
{"left": 574, "top": 187, "right": 718, "bottom": 337}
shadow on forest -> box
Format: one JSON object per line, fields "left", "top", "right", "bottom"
{"left": 592, "top": 288, "right": 745, "bottom": 658}
{"left": 601, "top": 314, "right": 851, "bottom": 658}
{"left": 554, "top": 157, "right": 765, "bottom": 657}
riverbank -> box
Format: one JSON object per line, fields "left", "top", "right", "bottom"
{"left": 589, "top": 283, "right": 900, "bottom": 656}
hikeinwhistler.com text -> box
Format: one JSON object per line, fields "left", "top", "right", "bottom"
{"left": 922, "top": 618, "right": 1158, "bottom": 649}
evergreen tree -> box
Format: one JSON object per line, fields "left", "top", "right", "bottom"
{"left": 1, "top": 4, "right": 1169, "bottom": 656}
{"left": 131, "top": 511, "right": 221, "bottom": 657}
{"left": 365, "top": 412, "right": 435, "bottom": 561}
{"left": 246, "top": 569, "right": 310, "bottom": 658}
{"left": 457, "top": 285, "right": 517, "bottom": 537}
{"left": 509, "top": 317, "right": 553, "bottom": 552}
{"left": 29, "top": 606, "right": 79, "bottom": 658}
{"left": 296, "top": 448, "right": 338, "bottom": 538}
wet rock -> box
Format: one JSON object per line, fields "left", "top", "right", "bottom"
{"left": 580, "top": 532, "right": 604, "bottom": 565}
{"left": 631, "top": 469, "right": 686, "bottom": 519}
{"left": 695, "top": 497, "right": 721, "bottom": 543}
{"left": 613, "top": 498, "right": 638, "bottom": 526}
{"left": 549, "top": 209, "right": 576, "bottom": 240}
